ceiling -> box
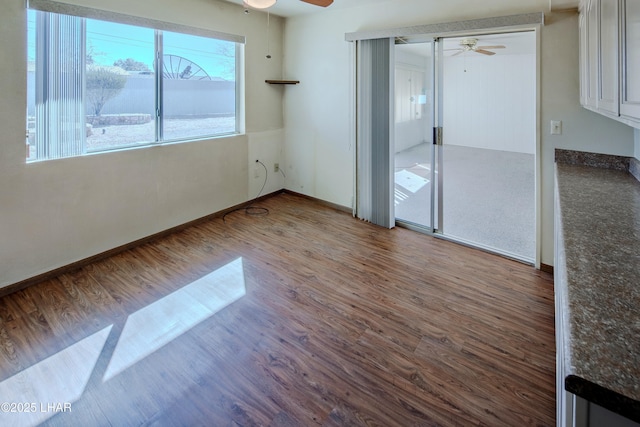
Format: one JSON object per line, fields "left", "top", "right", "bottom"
{"left": 223, "top": 0, "right": 579, "bottom": 18}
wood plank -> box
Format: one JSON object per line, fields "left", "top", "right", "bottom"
{"left": 0, "top": 192, "right": 555, "bottom": 426}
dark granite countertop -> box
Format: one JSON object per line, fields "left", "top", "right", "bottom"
{"left": 555, "top": 151, "right": 640, "bottom": 422}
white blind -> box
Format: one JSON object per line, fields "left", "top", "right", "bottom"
{"left": 356, "top": 38, "right": 394, "bottom": 228}
{"left": 35, "top": 12, "right": 86, "bottom": 160}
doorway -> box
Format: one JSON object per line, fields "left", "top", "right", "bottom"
{"left": 393, "top": 31, "right": 536, "bottom": 262}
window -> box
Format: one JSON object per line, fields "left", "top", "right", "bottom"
{"left": 27, "top": 4, "right": 243, "bottom": 161}
{"left": 394, "top": 65, "right": 426, "bottom": 123}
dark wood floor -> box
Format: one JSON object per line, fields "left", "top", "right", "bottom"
{"left": 0, "top": 193, "right": 555, "bottom": 426}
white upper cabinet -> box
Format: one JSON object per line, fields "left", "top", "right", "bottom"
{"left": 597, "top": 0, "right": 619, "bottom": 115}
{"left": 585, "top": 0, "right": 599, "bottom": 108}
{"left": 580, "top": 0, "right": 640, "bottom": 127}
{"left": 579, "top": 11, "right": 588, "bottom": 106}
{"left": 620, "top": 0, "right": 640, "bottom": 120}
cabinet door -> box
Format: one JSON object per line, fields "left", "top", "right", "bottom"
{"left": 621, "top": 0, "right": 640, "bottom": 119}
{"left": 579, "top": 10, "right": 588, "bottom": 106}
{"left": 597, "top": 0, "right": 619, "bottom": 115}
{"left": 585, "top": 0, "right": 599, "bottom": 108}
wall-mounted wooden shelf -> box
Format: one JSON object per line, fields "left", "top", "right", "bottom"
{"left": 265, "top": 80, "right": 300, "bottom": 85}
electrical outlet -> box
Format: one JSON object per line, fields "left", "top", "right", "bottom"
{"left": 274, "top": 163, "right": 279, "bottom": 173}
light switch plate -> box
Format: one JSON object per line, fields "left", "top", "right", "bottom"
{"left": 551, "top": 120, "right": 562, "bottom": 135}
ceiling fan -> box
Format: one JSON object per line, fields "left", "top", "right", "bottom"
{"left": 242, "top": 0, "right": 332, "bottom": 9}
{"left": 447, "top": 38, "right": 505, "bottom": 56}
{"left": 301, "top": 0, "right": 333, "bottom": 5}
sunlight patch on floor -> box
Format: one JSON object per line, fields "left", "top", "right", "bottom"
{"left": 0, "top": 326, "right": 112, "bottom": 427}
{"left": 103, "top": 258, "right": 246, "bottom": 381}
{"left": 395, "top": 169, "right": 429, "bottom": 193}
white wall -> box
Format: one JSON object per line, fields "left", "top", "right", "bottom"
{"left": 635, "top": 129, "right": 640, "bottom": 160}
{"left": 443, "top": 52, "right": 536, "bottom": 154}
{"left": 283, "top": 3, "right": 635, "bottom": 266}
{"left": 540, "top": 11, "right": 633, "bottom": 265}
{"left": 395, "top": 47, "right": 432, "bottom": 153}
{"left": 0, "top": 0, "right": 285, "bottom": 288}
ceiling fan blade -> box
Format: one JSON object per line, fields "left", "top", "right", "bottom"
{"left": 451, "top": 50, "right": 465, "bottom": 56}
{"left": 477, "top": 45, "right": 506, "bottom": 49}
{"left": 475, "top": 49, "right": 496, "bottom": 56}
{"left": 300, "top": 0, "right": 333, "bottom": 6}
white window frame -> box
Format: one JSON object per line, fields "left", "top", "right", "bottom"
{"left": 27, "top": 0, "right": 245, "bottom": 161}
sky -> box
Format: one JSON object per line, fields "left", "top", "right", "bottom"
{"left": 27, "top": 10, "right": 235, "bottom": 81}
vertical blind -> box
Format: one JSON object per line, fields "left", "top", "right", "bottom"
{"left": 356, "top": 38, "right": 394, "bottom": 228}
{"left": 35, "top": 11, "right": 86, "bottom": 160}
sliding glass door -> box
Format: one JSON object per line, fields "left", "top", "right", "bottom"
{"left": 353, "top": 17, "right": 541, "bottom": 265}
{"left": 392, "top": 32, "right": 536, "bottom": 262}
{"left": 439, "top": 32, "right": 536, "bottom": 262}
{"left": 393, "top": 40, "right": 436, "bottom": 231}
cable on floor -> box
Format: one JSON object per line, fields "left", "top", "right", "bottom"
{"left": 222, "top": 160, "right": 270, "bottom": 222}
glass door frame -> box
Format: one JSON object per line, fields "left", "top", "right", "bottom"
{"left": 433, "top": 31, "right": 538, "bottom": 264}
{"left": 392, "top": 36, "right": 439, "bottom": 234}
{"left": 435, "top": 36, "right": 443, "bottom": 235}
{"left": 396, "top": 32, "right": 539, "bottom": 264}
{"left": 349, "top": 15, "right": 543, "bottom": 267}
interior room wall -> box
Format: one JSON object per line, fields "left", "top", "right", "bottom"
{"left": 395, "top": 48, "right": 431, "bottom": 153}
{"left": 539, "top": 11, "right": 634, "bottom": 265}
{"left": 635, "top": 129, "right": 640, "bottom": 160}
{"left": 283, "top": 2, "right": 634, "bottom": 267}
{"left": 443, "top": 51, "right": 536, "bottom": 154}
{"left": 0, "top": 0, "right": 285, "bottom": 288}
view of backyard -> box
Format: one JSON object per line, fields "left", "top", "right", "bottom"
{"left": 27, "top": 10, "right": 237, "bottom": 161}
{"left": 85, "top": 116, "right": 236, "bottom": 151}
{"left": 27, "top": 116, "right": 235, "bottom": 159}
